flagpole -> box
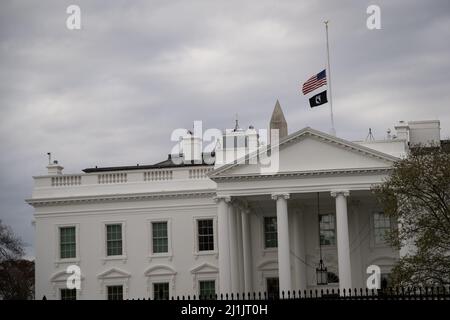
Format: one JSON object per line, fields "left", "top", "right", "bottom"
{"left": 324, "top": 20, "right": 336, "bottom": 136}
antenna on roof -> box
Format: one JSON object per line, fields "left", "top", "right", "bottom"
{"left": 366, "top": 128, "right": 375, "bottom": 141}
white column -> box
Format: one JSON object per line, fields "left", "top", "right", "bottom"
{"left": 271, "top": 193, "right": 292, "bottom": 295}
{"left": 236, "top": 207, "right": 245, "bottom": 293}
{"left": 293, "top": 210, "right": 307, "bottom": 291}
{"left": 229, "top": 204, "right": 239, "bottom": 293}
{"left": 241, "top": 208, "right": 252, "bottom": 293}
{"left": 331, "top": 190, "right": 352, "bottom": 292}
{"left": 216, "top": 196, "right": 231, "bottom": 294}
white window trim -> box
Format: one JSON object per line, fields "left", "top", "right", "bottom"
{"left": 260, "top": 214, "right": 277, "bottom": 255}
{"left": 197, "top": 277, "right": 218, "bottom": 297}
{"left": 370, "top": 211, "right": 392, "bottom": 248}
{"left": 54, "top": 223, "right": 80, "bottom": 267}
{"left": 190, "top": 262, "right": 219, "bottom": 294}
{"left": 101, "top": 220, "right": 127, "bottom": 264}
{"left": 50, "top": 270, "right": 85, "bottom": 299}
{"left": 145, "top": 265, "right": 177, "bottom": 299}
{"left": 264, "top": 274, "right": 279, "bottom": 293}
{"left": 58, "top": 287, "right": 79, "bottom": 300}
{"left": 193, "top": 216, "right": 218, "bottom": 258}
{"left": 318, "top": 213, "right": 337, "bottom": 249}
{"left": 104, "top": 282, "right": 128, "bottom": 300}
{"left": 149, "top": 279, "right": 172, "bottom": 300}
{"left": 98, "top": 267, "right": 130, "bottom": 300}
{"left": 147, "top": 218, "right": 173, "bottom": 262}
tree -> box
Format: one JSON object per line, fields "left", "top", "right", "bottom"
{"left": 0, "top": 219, "right": 24, "bottom": 262}
{"left": 0, "top": 220, "right": 34, "bottom": 299}
{"left": 373, "top": 147, "right": 450, "bottom": 287}
{"left": 0, "top": 259, "right": 34, "bottom": 300}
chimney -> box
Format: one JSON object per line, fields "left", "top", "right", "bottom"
{"left": 47, "top": 160, "right": 64, "bottom": 175}
{"left": 182, "top": 132, "right": 202, "bottom": 163}
{"left": 394, "top": 121, "right": 410, "bottom": 141}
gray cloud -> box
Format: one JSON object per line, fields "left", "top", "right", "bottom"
{"left": 0, "top": 0, "right": 449, "bottom": 257}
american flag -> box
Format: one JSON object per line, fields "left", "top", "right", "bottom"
{"left": 302, "top": 69, "right": 327, "bottom": 95}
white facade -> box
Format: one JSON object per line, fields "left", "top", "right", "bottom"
{"left": 27, "top": 118, "right": 442, "bottom": 300}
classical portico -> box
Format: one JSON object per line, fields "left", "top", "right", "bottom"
{"left": 209, "top": 127, "right": 399, "bottom": 295}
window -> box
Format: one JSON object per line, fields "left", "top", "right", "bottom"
{"left": 152, "top": 222, "right": 168, "bottom": 254}
{"left": 107, "top": 285, "right": 123, "bottom": 300}
{"left": 153, "top": 282, "right": 169, "bottom": 300}
{"left": 198, "top": 219, "right": 214, "bottom": 251}
{"left": 60, "top": 288, "right": 76, "bottom": 300}
{"left": 381, "top": 273, "right": 391, "bottom": 290}
{"left": 319, "top": 214, "right": 336, "bottom": 246}
{"left": 266, "top": 277, "right": 279, "bottom": 299}
{"left": 199, "top": 280, "right": 216, "bottom": 298}
{"left": 374, "top": 212, "right": 391, "bottom": 244}
{"left": 264, "top": 217, "right": 277, "bottom": 248}
{"left": 106, "top": 224, "right": 122, "bottom": 256}
{"left": 60, "top": 226, "right": 76, "bottom": 259}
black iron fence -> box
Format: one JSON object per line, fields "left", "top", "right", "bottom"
{"left": 130, "top": 287, "right": 450, "bottom": 301}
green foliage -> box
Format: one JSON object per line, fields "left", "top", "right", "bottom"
{"left": 373, "top": 147, "right": 450, "bottom": 286}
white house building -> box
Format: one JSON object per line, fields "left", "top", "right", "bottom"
{"left": 27, "top": 102, "right": 442, "bottom": 300}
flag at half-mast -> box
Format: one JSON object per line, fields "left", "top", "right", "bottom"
{"left": 302, "top": 69, "right": 328, "bottom": 108}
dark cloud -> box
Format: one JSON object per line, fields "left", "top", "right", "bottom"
{"left": 0, "top": 0, "right": 449, "bottom": 257}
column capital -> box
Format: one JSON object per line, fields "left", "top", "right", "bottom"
{"left": 330, "top": 190, "right": 350, "bottom": 198}
{"left": 213, "top": 195, "right": 231, "bottom": 203}
{"left": 271, "top": 192, "right": 290, "bottom": 201}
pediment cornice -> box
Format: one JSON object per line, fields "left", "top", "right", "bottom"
{"left": 211, "top": 167, "right": 392, "bottom": 181}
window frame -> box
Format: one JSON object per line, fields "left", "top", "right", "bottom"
{"left": 106, "top": 285, "right": 124, "bottom": 301}
{"left": 101, "top": 221, "right": 127, "bottom": 262}
{"left": 152, "top": 281, "right": 170, "bottom": 300}
{"left": 263, "top": 216, "right": 278, "bottom": 250}
{"left": 371, "top": 211, "right": 392, "bottom": 246}
{"left": 197, "top": 219, "right": 215, "bottom": 252}
{"left": 193, "top": 216, "right": 217, "bottom": 257}
{"left": 319, "top": 213, "right": 336, "bottom": 247}
{"left": 198, "top": 279, "right": 216, "bottom": 298}
{"left": 148, "top": 218, "right": 172, "bottom": 261}
{"left": 55, "top": 224, "right": 80, "bottom": 266}
{"left": 60, "top": 288, "right": 77, "bottom": 301}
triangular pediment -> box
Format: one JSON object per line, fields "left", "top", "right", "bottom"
{"left": 97, "top": 267, "right": 131, "bottom": 279}
{"left": 210, "top": 127, "right": 398, "bottom": 178}
{"left": 190, "top": 262, "right": 218, "bottom": 274}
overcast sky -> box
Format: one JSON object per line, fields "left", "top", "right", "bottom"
{"left": 1, "top": 0, "right": 449, "bottom": 258}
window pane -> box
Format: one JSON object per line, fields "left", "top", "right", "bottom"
{"left": 60, "top": 288, "right": 76, "bottom": 300}
{"left": 198, "top": 219, "right": 214, "bottom": 251}
{"left": 374, "top": 212, "right": 391, "bottom": 244}
{"left": 264, "top": 217, "right": 277, "bottom": 248}
{"left": 106, "top": 224, "right": 122, "bottom": 256}
{"left": 319, "top": 214, "right": 336, "bottom": 245}
{"left": 60, "top": 227, "right": 76, "bottom": 259}
{"left": 199, "top": 280, "right": 216, "bottom": 298}
{"left": 153, "top": 282, "right": 169, "bottom": 300}
{"left": 266, "top": 277, "right": 279, "bottom": 299}
{"left": 107, "top": 285, "right": 123, "bottom": 300}
{"left": 152, "top": 222, "right": 168, "bottom": 253}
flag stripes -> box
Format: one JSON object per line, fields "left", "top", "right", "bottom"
{"left": 302, "top": 69, "right": 327, "bottom": 95}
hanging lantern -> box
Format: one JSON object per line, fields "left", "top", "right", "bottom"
{"left": 316, "top": 259, "right": 328, "bottom": 285}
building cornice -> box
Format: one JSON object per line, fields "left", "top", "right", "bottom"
{"left": 25, "top": 190, "right": 216, "bottom": 207}
{"left": 210, "top": 167, "right": 392, "bottom": 182}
